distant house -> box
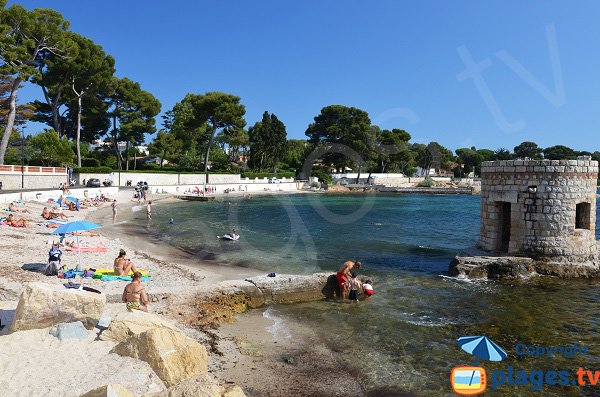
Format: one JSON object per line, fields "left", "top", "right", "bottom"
{"left": 144, "top": 157, "right": 168, "bottom": 166}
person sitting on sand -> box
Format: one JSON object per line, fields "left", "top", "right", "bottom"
{"left": 6, "top": 214, "right": 27, "bottom": 228}
{"left": 114, "top": 249, "right": 137, "bottom": 276}
{"left": 122, "top": 271, "right": 149, "bottom": 312}
{"left": 9, "top": 202, "right": 30, "bottom": 214}
{"left": 42, "top": 207, "right": 68, "bottom": 220}
{"left": 336, "top": 260, "right": 361, "bottom": 300}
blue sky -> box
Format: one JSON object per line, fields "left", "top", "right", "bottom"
{"left": 10, "top": 1, "right": 600, "bottom": 152}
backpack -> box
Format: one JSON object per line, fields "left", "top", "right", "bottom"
{"left": 49, "top": 247, "right": 62, "bottom": 262}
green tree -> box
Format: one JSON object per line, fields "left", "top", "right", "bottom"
{"left": 187, "top": 92, "right": 246, "bottom": 175}
{"left": 220, "top": 127, "right": 249, "bottom": 164}
{"left": 148, "top": 130, "right": 180, "bottom": 168}
{"left": 592, "top": 151, "right": 600, "bottom": 162}
{"left": 542, "top": 145, "right": 577, "bottom": 160}
{"left": 0, "top": 2, "right": 73, "bottom": 164}
{"left": 374, "top": 128, "right": 412, "bottom": 173}
{"left": 29, "top": 129, "right": 73, "bottom": 166}
{"left": 494, "top": 147, "right": 513, "bottom": 160}
{"left": 513, "top": 141, "right": 542, "bottom": 160}
{"left": 248, "top": 111, "right": 287, "bottom": 171}
{"left": 455, "top": 147, "right": 483, "bottom": 176}
{"left": 106, "top": 77, "right": 161, "bottom": 170}
{"left": 67, "top": 33, "right": 115, "bottom": 166}
{"left": 305, "top": 105, "right": 374, "bottom": 179}
{"left": 283, "top": 139, "right": 311, "bottom": 170}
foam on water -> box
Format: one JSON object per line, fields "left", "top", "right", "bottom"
{"left": 262, "top": 305, "right": 291, "bottom": 340}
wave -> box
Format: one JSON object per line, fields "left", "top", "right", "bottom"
{"left": 263, "top": 306, "right": 291, "bottom": 339}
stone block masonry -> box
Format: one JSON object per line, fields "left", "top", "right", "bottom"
{"left": 478, "top": 158, "right": 598, "bottom": 264}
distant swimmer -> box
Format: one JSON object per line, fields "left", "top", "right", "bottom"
{"left": 169, "top": 218, "right": 174, "bottom": 224}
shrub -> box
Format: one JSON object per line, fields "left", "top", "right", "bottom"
{"left": 81, "top": 158, "right": 100, "bottom": 167}
{"left": 241, "top": 171, "right": 295, "bottom": 179}
{"left": 310, "top": 169, "right": 333, "bottom": 184}
{"left": 74, "top": 166, "right": 113, "bottom": 174}
{"left": 417, "top": 177, "right": 435, "bottom": 187}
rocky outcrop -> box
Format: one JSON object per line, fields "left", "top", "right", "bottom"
{"left": 9, "top": 282, "right": 105, "bottom": 332}
{"left": 245, "top": 273, "right": 332, "bottom": 303}
{"left": 111, "top": 328, "right": 208, "bottom": 387}
{"left": 80, "top": 384, "right": 134, "bottom": 397}
{"left": 142, "top": 375, "right": 247, "bottom": 397}
{"left": 449, "top": 255, "right": 600, "bottom": 279}
{"left": 49, "top": 321, "right": 89, "bottom": 341}
{"left": 100, "top": 309, "right": 180, "bottom": 342}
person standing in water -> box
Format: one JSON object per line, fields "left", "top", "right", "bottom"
{"left": 336, "top": 260, "right": 361, "bottom": 300}
{"left": 111, "top": 199, "right": 117, "bottom": 224}
{"left": 146, "top": 201, "right": 152, "bottom": 220}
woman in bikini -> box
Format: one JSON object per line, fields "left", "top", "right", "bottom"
{"left": 6, "top": 214, "right": 27, "bottom": 228}
{"left": 122, "top": 271, "right": 149, "bottom": 312}
{"left": 114, "top": 249, "right": 137, "bottom": 276}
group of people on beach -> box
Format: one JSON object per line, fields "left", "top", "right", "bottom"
{"left": 114, "top": 249, "right": 149, "bottom": 312}
{"left": 336, "top": 260, "right": 374, "bottom": 302}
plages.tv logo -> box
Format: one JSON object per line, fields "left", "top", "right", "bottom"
{"left": 451, "top": 336, "right": 507, "bottom": 395}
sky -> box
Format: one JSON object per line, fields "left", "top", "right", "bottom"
{"left": 8, "top": 0, "right": 600, "bottom": 152}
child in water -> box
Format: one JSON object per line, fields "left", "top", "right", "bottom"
{"left": 348, "top": 273, "right": 362, "bottom": 302}
{"left": 362, "top": 279, "right": 374, "bottom": 297}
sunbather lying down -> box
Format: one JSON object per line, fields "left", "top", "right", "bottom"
{"left": 41, "top": 207, "right": 68, "bottom": 220}
{"left": 9, "top": 202, "right": 30, "bottom": 214}
{"left": 6, "top": 214, "right": 27, "bottom": 228}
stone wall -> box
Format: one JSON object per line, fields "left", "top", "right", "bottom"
{"left": 0, "top": 166, "right": 68, "bottom": 190}
{"left": 479, "top": 159, "right": 598, "bottom": 262}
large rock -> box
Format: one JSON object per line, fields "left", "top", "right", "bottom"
{"left": 10, "top": 282, "right": 105, "bottom": 332}
{"left": 449, "top": 256, "right": 536, "bottom": 279}
{"left": 245, "top": 273, "right": 332, "bottom": 303}
{"left": 100, "top": 309, "right": 179, "bottom": 342}
{"left": 449, "top": 255, "right": 600, "bottom": 279}
{"left": 80, "top": 384, "right": 134, "bottom": 397}
{"left": 49, "top": 321, "right": 89, "bottom": 340}
{"left": 143, "top": 374, "right": 221, "bottom": 397}
{"left": 111, "top": 328, "right": 208, "bottom": 387}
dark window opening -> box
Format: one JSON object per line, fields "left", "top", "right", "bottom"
{"left": 497, "top": 202, "right": 511, "bottom": 253}
{"left": 575, "top": 202, "right": 591, "bottom": 230}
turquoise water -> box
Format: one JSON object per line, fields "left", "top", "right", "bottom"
{"left": 144, "top": 193, "right": 600, "bottom": 396}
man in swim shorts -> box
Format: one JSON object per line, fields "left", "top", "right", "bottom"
{"left": 336, "top": 260, "right": 361, "bottom": 300}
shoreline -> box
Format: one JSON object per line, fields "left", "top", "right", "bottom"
{"left": 0, "top": 189, "right": 361, "bottom": 396}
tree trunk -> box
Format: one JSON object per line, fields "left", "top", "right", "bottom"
{"left": 355, "top": 164, "right": 362, "bottom": 184}
{"left": 125, "top": 140, "right": 130, "bottom": 171}
{"left": 203, "top": 123, "right": 217, "bottom": 183}
{"left": 75, "top": 94, "right": 83, "bottom": 167}
{"left": 133, "top": 141, "right": 137, "bottom": 170}
{"left": 0, "top": 77, "right": 22, "bottom": 165}
{"left": 112, "top": 115, "right": 122, "bottom": 170}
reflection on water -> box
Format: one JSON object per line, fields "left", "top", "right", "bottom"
{"left": 139, "top": 193, "right": 600, "bottom": 396}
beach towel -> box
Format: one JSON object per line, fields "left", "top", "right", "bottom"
{"left": 64, "top": 246, "right": 108, "bottom": 253}
{"left": 96, "top": 275, "right": 151, "bottom": 281}
{"left": 92, "top": 268, "right": 152, "bottom": 277}
{"left": 47, "top": 219, "right": 68, "bottom": 225}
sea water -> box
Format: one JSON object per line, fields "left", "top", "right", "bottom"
{"left": 141, "top": 193, "right": 600, "bottom": 396}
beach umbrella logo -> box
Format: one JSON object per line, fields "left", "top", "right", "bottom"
{"left": 457, "top": 335, "right": 507, "bottom": 362}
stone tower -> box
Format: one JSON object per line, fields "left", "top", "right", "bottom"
{"left": 479, "top": 157, "right": 598, "bottom": 265}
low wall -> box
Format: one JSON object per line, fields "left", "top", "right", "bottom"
{"left": 0, "top": 186, "right": 119, "bottom": 204}
{"left": 147, "top": 181, "right": 298, "bottom": 195}
{"left": 0, "top": 166, "right": 68, "bottom": 190}
{"left": 76, "top": 173, "right": 291, "bottom": 187}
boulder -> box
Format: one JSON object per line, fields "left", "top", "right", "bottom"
{"left": 49, "top": 321, "right": 89, "bottom": 340}
{"left": 10, "top": 282, "right": 105, "bottom": 332}
{"left": 100, "top": 309, "right": 179, "bottom": 342}
{"left": 142, "top": 374, "right": 221, "bottom": 397}
{"left": 111, "top": 328, "right": 208, "bottom": 387}
{"left": 80, "top": 384, "right": 134, "bottom": 397}
{"left": 222, "top": 385, "right": 247, "bottom": 397}
{"left": 245, "top": 273, "right": 331, "bottom": 303}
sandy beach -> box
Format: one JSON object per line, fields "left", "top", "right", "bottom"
{"left": 0, "top": 189, "right": 358, "bottom": 397}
